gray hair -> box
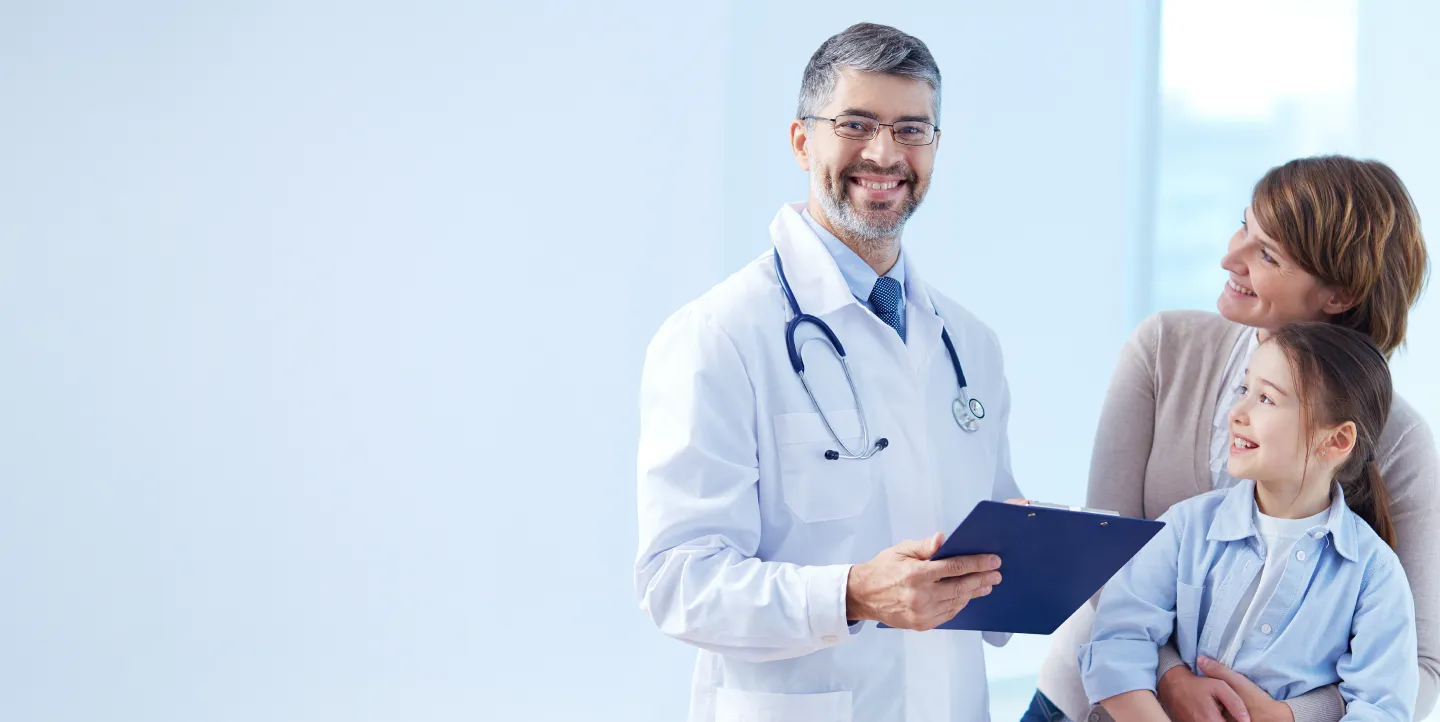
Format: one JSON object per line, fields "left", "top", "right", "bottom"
{"left": 797, "top": 23, "right": 941, "bottom": 125}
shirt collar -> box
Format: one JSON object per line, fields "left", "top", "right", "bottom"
{"left": 1207, "top": 479, "right": 1361, "bottom": 561}
{"left": 801, "top": 208, "right": 905, "bottom": 304}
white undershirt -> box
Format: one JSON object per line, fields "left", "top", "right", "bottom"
{"left": 1218, "top": 506, "right": 1329, "bottom": 666}
{"left": 1210, "top": 328, "right": 1261, "bottom": 490}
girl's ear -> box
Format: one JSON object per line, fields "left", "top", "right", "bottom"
{"left": 1319, "top": 421, "right": 1358, "bottom": 460}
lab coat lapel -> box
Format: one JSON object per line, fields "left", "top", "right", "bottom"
{"left": 771, "top": 202, "right": 915, "bottom": 380}
{"left": 901, "top": 255, "right": 945, "bottom": 379}
{"left": 769, "top": 202, "right": 857, "bottom": 318}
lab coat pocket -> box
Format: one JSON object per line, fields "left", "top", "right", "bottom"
{"left": 773, "top": 410, "right": 876, "bottom": 523}
{"left": 715, "top": 688, "right": 853, "bottom": 722}
{"left": 1174, "top": 581, "right": 1203, "bottom": 665}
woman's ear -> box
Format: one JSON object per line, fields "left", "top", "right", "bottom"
{"left": 1321, "top": 287, "right": 1360, "bottom": 316}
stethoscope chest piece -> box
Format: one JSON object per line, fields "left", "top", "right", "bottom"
{"left": 953, "top": 397, "right": 983, "bottom": 433}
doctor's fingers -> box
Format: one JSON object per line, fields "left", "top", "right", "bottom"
{"left": 925, "top": 553, "right": 1002, "bottom": 582}
{"left": 937, "top": 572, "right": 1001, "bottom": 603}
{"left": 922, "top": 582, "right": 995, "bottom": 628}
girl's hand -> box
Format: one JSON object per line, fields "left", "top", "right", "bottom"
{"left": 1194, "top": 657, "right": 1294, "bottom": 722}
{"left": 1157, "top": 664, "right": 1250, "bottom": 722}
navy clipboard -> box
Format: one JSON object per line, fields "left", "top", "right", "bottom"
{"left": 877, "top": 501, "right": 1165, "bottom": 635}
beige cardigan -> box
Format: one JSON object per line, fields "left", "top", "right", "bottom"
{"left": 1037, "top": 310, "right": 1440, "bottom": 722}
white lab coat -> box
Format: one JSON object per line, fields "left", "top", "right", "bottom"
{"left": 635, "top": 202, "right": 1022, "bottom": 722}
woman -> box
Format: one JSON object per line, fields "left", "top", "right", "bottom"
{"left": 1026, "top": 155, "right": 1438, "bottom": 722}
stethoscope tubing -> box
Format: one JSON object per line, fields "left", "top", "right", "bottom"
{"left": 772, "top": 249, "right": 982, "bottom": 459}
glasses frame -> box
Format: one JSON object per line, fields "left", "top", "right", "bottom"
{"left": 802, "top": 114, "right": 940, "bottom": 146}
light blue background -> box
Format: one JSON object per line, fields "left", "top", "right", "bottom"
{"left": 2, "top": 1, "right": 1437, "bottom": 720}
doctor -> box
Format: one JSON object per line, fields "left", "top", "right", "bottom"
{"left": 635, "top": 22, "right": 1022, "bottom": 722}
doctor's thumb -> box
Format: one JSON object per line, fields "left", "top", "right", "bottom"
{"left": 893, "top": 533, "right": 944, "bottom": 560}
{"left": 926, "top": 532, "right": 944, "bottom": 557}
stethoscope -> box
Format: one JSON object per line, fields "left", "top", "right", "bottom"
{"left": 773, "top": 250, "right": 984, "bottom": 462}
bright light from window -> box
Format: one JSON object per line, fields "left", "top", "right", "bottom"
{"left": 1161, "top": 0, "right": 1356, "bottom": 122}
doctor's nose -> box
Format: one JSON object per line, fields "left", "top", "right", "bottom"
{"left": 861, "top": 128, "right": 905, "bottom": 167}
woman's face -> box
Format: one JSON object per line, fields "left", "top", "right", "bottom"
{"left": 1217, "top": 207, "right": 1348, "bottom": 331}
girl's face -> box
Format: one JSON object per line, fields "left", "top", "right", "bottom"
{"left": 1227, "top": 342, "right": 1351, "bottom": 489}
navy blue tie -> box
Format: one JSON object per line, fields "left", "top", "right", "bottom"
{"left": 869, "top": 276, "right": 905, "bottom": 342}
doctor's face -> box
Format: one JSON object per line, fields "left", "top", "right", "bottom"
{"left": 792, "top": 68, "right": 939, "bottom": 243}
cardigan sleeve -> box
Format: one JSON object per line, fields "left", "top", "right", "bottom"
{"left": 1378, "top": 414, "right": 1440, "bottom": 718}
{"left": 1085, "top": 313, "right": 1160, "bottom": 524}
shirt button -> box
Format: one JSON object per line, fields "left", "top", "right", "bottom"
{"left": 1090, "top": 714, "right": 1102, "bottom": 722}
{"left": 1312, "top": 532, "right": 1325, "bottom": 539}
{"left": 1261, "top": 624, "right": 1273, "bottom": 635}
{"left": 1296, "top": 550, "right": 1308, "bottom": 562}
{"left": 822, "top": 635, "right": 838, "bottom": 644}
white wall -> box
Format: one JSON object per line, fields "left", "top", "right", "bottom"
{"left": 1357, "top": 1, "right": 1440, "bottom": 427}
{"left": 0, "top": 2, "right": 1153, "bottom": 720}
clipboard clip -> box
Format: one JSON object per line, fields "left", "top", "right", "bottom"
{"left": 1025, "top": 501, "right": 1121, "bottom": 517}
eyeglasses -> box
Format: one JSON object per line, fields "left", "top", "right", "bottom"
{"left": 802, "top": 114, "right": 938, "bottom": 146}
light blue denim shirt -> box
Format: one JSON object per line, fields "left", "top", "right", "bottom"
{"left": 800, "top": 208, "right": 906, "bottom": 341}
{"left": 1080, "top": 479, "right": 1417, "bottom": 721}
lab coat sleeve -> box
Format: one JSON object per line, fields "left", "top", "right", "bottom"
{"left": 633, "top": 307, "right": 852, "bottom": 663}
{"left": 984, "top": 364, "right": 1022, "bottom": 649}
{"left": 1078, "top": 507, "right": 1184, "bottom": 704}
{"left": 1335, "top": 556, "right": 1419, "bottom": 722}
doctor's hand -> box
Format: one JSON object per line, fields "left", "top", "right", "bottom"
{"left": 844, "top": 532, "right": 1002, "bottom": 631}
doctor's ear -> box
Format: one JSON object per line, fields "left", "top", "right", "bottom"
{"left": 790, "top": 119, "right": 811, "bottom": 171}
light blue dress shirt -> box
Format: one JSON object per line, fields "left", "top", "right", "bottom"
{"left": 1080, "top": 480, "right": 1418, "bottom": 721}
{"left": 801, "top": 209, "right": 906, "bottom": 342}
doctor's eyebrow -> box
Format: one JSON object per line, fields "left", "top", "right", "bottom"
{"left": 836, "top": 108, "right": 936, "bottom": 124}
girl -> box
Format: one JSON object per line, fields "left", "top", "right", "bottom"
{"left": 1079, "top": 322, "right": 1418, "bottom": 722}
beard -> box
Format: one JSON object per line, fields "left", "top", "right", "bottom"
{"left": 811, "top": 159, "right": 927, "bottom": 254}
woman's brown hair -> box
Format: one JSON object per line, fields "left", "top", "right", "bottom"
{"left": 1270, "top": 322, "right": 1395, "bottom": 548}
{"left": 1252, "top": 155, "right": 1429, "bottom": 356}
